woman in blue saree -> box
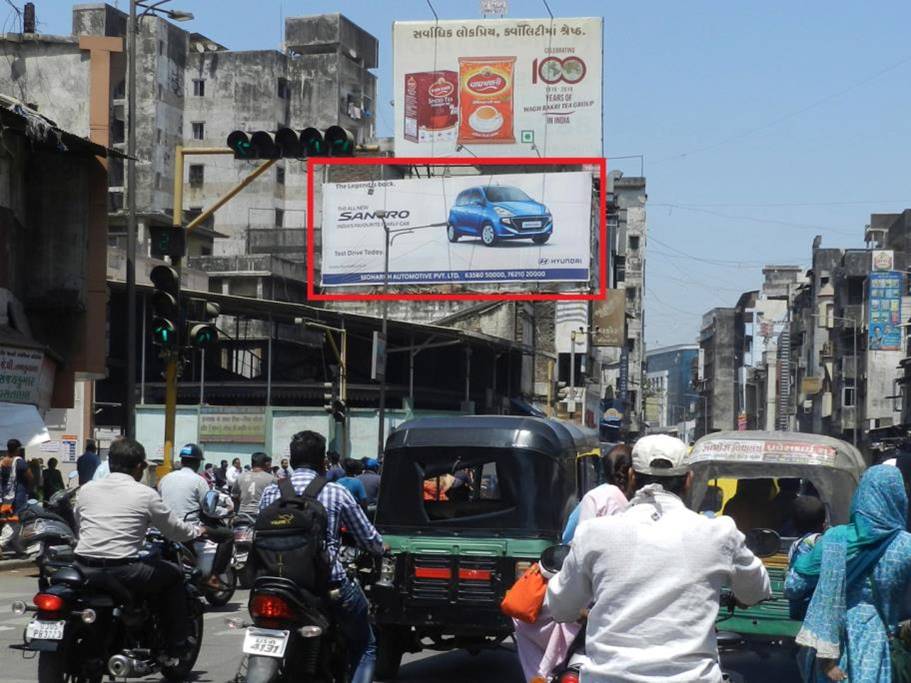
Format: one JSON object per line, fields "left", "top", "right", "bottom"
{"left": 785, "top": 465, "right": 911, "bottom": 682}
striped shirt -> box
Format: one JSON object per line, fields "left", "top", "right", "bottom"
{"left": 259, "top": 467, "right": 384, "bottom": 583}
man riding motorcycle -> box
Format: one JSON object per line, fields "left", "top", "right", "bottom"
{"left": 160, "top": 443, "right": 233, "bottom": 589}
{"left": 234, "top": 451, "right": 274, "bottom": 517}
{"left": 258, "top": 430, "right": 384, "bottom": 683}
{"left": 546, "top": 434, "right": 772, "bottom": 683}
{"left": 73, "top": 437, "right": 205, "bottom": 667}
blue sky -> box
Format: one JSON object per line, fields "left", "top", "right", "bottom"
{"left": 32, "top": 1, "right": 911, "bottom": 348}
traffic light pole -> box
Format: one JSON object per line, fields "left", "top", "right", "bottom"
{"left": 303, "top": 321, "right": 348, "bottom": 457}
{"left": 158, "top": 145, "right": 277, "bottom": 478}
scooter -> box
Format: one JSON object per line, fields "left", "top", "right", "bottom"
{"left": 18, "top": 487, "right": 80, "bottom": 589}
{"left": 233, "top": 512, "right": 257, "bottom": 589}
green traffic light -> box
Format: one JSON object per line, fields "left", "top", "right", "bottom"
{"left": 152, "top": 318, "right": 177, "bottom": 346}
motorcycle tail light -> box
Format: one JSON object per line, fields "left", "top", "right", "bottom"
{"left": 250, "top": 594, "right": 295, "bottom": 621}
{"left": 559, "top": 671, "right": 580, "bottom": 683}
{"left": 33, "top": 593, "right": 64, "bottom": 613}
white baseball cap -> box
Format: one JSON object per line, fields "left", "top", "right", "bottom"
{"left": 632, "top": 435, "right": 689, "bottom": 476}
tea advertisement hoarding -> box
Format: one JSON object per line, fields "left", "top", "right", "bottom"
{"left": 320, "top": 171, "right": 592, "bottom": 286}
{"left": 868, "top": 271, "right": 903, "bottom": 351}
{"left": 394, "top": 17, "right": 603, "bottom": 157}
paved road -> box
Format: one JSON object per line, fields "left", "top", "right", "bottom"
{"left": 1, "top": 567, "right": 801, "bottom": 682}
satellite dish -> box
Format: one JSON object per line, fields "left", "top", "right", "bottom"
{"left": 194, "top": 42, "right": 204, "bottom": 53}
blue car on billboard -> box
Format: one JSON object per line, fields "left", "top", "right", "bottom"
{"left": 447, "top": 185, "right": 553, "bottom": 246}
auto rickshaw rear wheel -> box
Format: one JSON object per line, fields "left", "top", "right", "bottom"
{"left": 375, "top": 625, "right": 408, "bottom": 680}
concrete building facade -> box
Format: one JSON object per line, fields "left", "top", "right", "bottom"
{"left": 645, "top": 343, "right": 699, "bottom": 439}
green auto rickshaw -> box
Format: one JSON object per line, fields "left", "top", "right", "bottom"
{"left": 686, "top": 430, "right": 866, "bottom": 643}
{"left": 371, "top": 415, "right": 600, "bottom": 678}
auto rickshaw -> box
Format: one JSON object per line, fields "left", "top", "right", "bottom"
{"left": 371, "top": 415, "right": 600, "bottom": 679}
{"left": 686, "top": 430, "right": 866, "bottom": 642}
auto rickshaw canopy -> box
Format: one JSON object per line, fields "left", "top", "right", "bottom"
{"left": 686, "top": 430, "right": 866, "bottom": 525}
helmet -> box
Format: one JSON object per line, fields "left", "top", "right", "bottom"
{"left": 179, "top": 443, "right": 204, "bottom": 461}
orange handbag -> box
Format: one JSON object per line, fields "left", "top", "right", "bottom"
{"left": 500, "top": 562, "right": 547, "bottom": 624}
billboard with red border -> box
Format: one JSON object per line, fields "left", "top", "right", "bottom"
{"left": 306, "top": 156, "right": 607, "bottom": 302}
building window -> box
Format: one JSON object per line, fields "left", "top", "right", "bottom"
{"left": 158, "top": 40, "right": 164, "bottom": 56}
{"left": 157, "top": 84, "right": 162, "bottom": 100}
{"left": 275, "top": 209, "right": 284, "bottom": 227}
{"left": 276, "top": 166, "right": 285, "bottom": 184}
{"left": 629, "top": 235, "right": 640, "bottom": 251}
{"left": 626, "top": 287, "right": 636, "bottom": 302}
{"left": 192, "top": 122, "right": 205, "bottom": 140}
{"left": 155, "top": 172, "right": 161, "bottom": 190}
{"left": 189, "top": 164, "right": 204, "bottom": 188}
{"left": 843, "top": 385, "right": 856, "bottom": 407}
{"left": 277, "top": 78, "right": 289, "bottom": 99}
{"left": 192, "top": 79, "right": 205, "bottom": 97}
{"left": 156, "top": 128, "right": 162, "bottom": 143}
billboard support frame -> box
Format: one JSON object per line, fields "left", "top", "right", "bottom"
{"left": 306, "top": 155, "right": 607, "bottom": 302}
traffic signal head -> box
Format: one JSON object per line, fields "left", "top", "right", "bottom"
{"left": 323, "top": 381, "right": 336, "bottom": 413}
{"left": 325, "top": 126, "right": 355, "bottom": 156}
{"left": 275, "top": 128, "right": 300, "bottom": 158}
{"left": 184, "top": 299, "right": 220, "bottom": 350}
{"left": 226, "top": 128, "right": 356, "bottom": 159}
{"left": 250, "top": 131, "right": 279, "bottom": 159}
{"left": 227, "top": 131, "right": 254, "bottom": 159}
{"left": 149, "top": 225, "right": 187, "bottom": 260}
{"left": 187, "top": 322, "right": 218, "bottom": 349}
{"left": 331, "top": 399, "right": 347, "bottom": 423}
{"left": 300, "top": 128, "right": 325, "bottom": 157}
{"left": 150, "top": 265, "right": 180, "bottom": 348}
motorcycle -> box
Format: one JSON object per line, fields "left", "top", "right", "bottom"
{"left": 185, "top": 489, "right": 237, "bottom": 607}
{"left": 18, "top": 488, "right": 80, "bottom": 589}
{"left": 233, "top": 512, "right": 257, "bottom": 590}
{"left": 228, "top": 541, "right": 376, "bottom": 683}
{"left": 541, "top": 531, "right": 780, "bottom": 683}
{"left": 8, "top": 525, "right": 232, "bottom": 683}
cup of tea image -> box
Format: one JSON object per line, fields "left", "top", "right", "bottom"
{"left": 469, "top": 105, "right": 504, "bottom": 134}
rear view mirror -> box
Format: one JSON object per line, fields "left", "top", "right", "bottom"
{"left": 201, "top": 489, "right": 220, "bottom": 517}
{"left": 540, "top": 544, "right": 571, "bottom": 575}
{"left": 744, "top": 528, "right": 781, "bottom": 558}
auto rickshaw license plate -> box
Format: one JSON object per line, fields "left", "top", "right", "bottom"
{"left": 26, "top": 620, "right": 64, "bottom": 641}
{"left": 242, "top": 628, "right": 289, "bottom": 658}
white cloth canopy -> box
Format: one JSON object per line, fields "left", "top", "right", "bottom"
{"left": 0, "top": 401, "right": 50, "bottom": 447}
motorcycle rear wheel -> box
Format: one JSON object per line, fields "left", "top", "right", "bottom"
{"left": 37, "top": 651, "right": 101, "bottom": 683}
{"left": 205, "top": 565, "right": 237, "bottom": 607}
{"left": 161, "top": 607, "right": 204, "bottom": 681}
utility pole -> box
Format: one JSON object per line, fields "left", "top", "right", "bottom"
{"left": 376, "top": 210, "right": 390, "bottom": 457}
{"left": 125, "top": 0, "right": 137, "bottom": 438}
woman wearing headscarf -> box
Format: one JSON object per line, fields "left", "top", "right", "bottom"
{"left": 785, "top": 465, "right": 911, "bottom": 682}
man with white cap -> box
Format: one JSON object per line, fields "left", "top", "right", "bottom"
{"left": 546, "top": 434, "right": 771, "bottom": 682}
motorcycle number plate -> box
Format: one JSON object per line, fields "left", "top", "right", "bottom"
{"left": 524, "top": 220, "right": 542, "bottom": 228}
{"left": 242, "top": 628, "right": 289, "bottom": 658}
{"left": 26, "top": 620, "right": 65, "bottom": 641}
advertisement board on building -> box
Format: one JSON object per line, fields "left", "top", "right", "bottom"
{"left": 555, "top": 301, "right": 589, "bottom": 353}
{"left": 0, "top": 345, "right": 55, "bottom": 411}
{"left": 198, "top": 406, "right": 266, "bottom": 444}
{"left": 868, "top": 271, "right": 903, "bottom": 351}
{"left": 592, "top": 290, "right": 624, "bottom": 347}
{"left": 393, "top": 17, "right": 602, "bottom": 157}
{"left": 321, "top": 171, "right": 592, "bottom": 287}
{"left": 873, "top": 250, "right": 894, "bottom": 272}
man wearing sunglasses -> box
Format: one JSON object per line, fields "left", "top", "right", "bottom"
{"left": 74, "top": 437, "right": 205, "bottom": 667}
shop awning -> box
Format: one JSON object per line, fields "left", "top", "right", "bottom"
{"left": 0, "top": 402, "right": 50, "bottom": 447}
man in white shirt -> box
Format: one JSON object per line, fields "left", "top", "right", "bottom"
{"left": 158, "top": 443, "right": 210, "bottom": 524}
{"left": 75, "top": 438, "right": 202, "bottom": 665}
{"left": 547, "top": 434, "right": 771, "bottom": 683}
{"left": 226, "top": 457, "right": 243, "bottom": 488}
